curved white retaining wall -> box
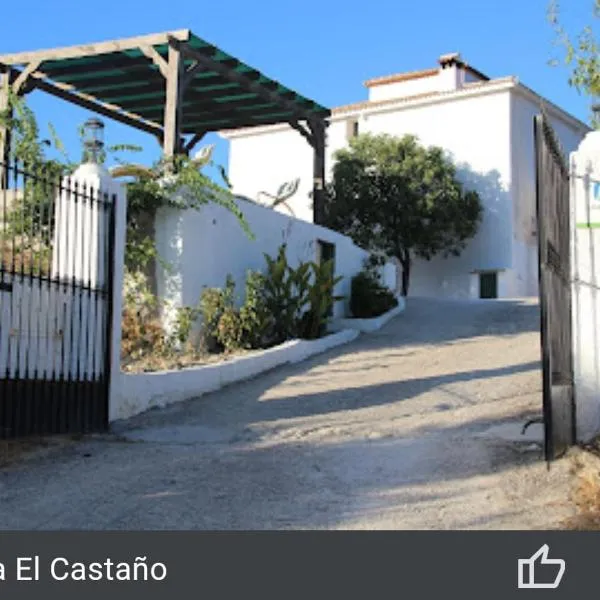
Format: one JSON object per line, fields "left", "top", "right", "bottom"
{"left": 330, "top": 296, "right": 406, "bottom": 333}
{"left": 110, "top": 329, "right": 359, "bottom": 422}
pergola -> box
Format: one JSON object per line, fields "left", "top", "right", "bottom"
{"left": 0, "top": 29, "right": 331, "bottom": 222}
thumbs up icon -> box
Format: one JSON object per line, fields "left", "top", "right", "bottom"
{"left": 518, "top": 545, "right": 566, "bottom": 589}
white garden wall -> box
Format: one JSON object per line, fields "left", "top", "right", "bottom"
{"left": 154, "top": 193, "right": 396, "bottom": 331}
{"left": 111, "top": 329, "right": 359, "bottom": 422}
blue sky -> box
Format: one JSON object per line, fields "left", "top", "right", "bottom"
{"left": 0, "top": 0, "right": 596, "bottom": 180}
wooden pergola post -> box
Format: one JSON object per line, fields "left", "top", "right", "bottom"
{"left": 0, "top": 66, "right": 11, "bottom": 187}
{"left": 163, "top": 43, "right": 183, "bottom": 159}
{"left": 311, "top": 119, "right": 327, "bottom": 224}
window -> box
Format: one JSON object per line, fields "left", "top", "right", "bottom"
{"left": 346, "top": 118, "right": 359, "bottom": 140}
{"left": 479, "top": 272, "right": 498, "bottom": 299}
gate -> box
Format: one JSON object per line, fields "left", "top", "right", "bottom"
{"left": 0, "top": 161, "right": 115, "bottom": 438}
{"left": 534, "top": 114, "right": 576, "bottom": 461}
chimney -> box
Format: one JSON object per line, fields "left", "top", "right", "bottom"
{"left": 438, "top": 52, "right": 464, "bottom": 91}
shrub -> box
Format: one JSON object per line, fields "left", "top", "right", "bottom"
{"left": 121, "top": 270, "right": 170, "bottom": 361}
{"left": 216, "top": 306, "right": 244, "bottom": 352}
{"left": 200, "top": 271, "right": 273, "bottom": 353}
{"left": 199, "top": 275, "right": 236, "bottom": 352}
{"left": 199, "top": 245, "right": 346, "bottom": 352}
{"left": 350, "top": 271, "right": 398, "bottom": 318}
{"left": 239, "top": 270, "right": 274, "bottom": 349}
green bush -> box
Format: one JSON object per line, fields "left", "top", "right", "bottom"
{"left": 199, "top": 244, "right": 346, "bottom": 353}
{"left": 199, "top": 275, "right": 237, "bottom": 352}
{"left": 350, "top": 271, "right": 398, "bottom": 318}
{"left": 239, "top": 270, "right": 274, "bottom": 349}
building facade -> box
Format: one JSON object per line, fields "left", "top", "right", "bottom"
{"left": 220, "top": 53, "right": 590, "bottom": 299}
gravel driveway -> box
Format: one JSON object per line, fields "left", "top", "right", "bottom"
{"left": 0, "top": 297, "right": 579, "bottom": 529}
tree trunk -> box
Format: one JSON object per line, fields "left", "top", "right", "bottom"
{"left": 400, "top": 255, "right": 411, "bottom": 297}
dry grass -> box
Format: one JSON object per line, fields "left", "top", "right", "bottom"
{"left": 121, "top": 345, "right": 254, "bottom": 373}
{"left": 0, "top": 437, "right": 61, "bottom": 468}
{"left": 562, "top": 442, "right": 600, "bottom": 529}
{"left": 1, "top": 238, "right": 52, "bottom": 275}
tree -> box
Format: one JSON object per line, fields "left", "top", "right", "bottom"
{"left": 323, "top": 133, "right": 483, "bottom": 296}
{"left": 549, "top": 0, "right": 600, "bottom": 126}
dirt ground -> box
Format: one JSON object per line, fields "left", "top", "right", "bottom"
{"left": 0, "top": 297, "right": 588, "bottom": 529}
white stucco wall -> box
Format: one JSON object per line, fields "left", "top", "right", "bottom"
{"left": 510, "top": 91, "right": 587, "bottom": 299}
{"left": 223, "top": 81, "right": 588, "bottom": 300}
{"left": 571, "top": 131, "right": 600, "bottom": 442}
{"left": 154, "top": 195, "right": 394, "bottom": 330}
{"left": 227, "top": 127, "right": 315, "bottom": 223}
{"left": 368, "top": 74, "right": 441, "bottom": 102}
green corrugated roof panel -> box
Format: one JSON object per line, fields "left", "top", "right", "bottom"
{"left": 3, "top": 30, "right": 330, "bottom": 134}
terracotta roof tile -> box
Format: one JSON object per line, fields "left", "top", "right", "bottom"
{"left": 332, "top": 78, "right": 510, "bottom": 115}
{"left": 333, "top": 90, "right": 441, "bottom": 114}
{"left": 364, "top": 68, "right": 438, "bottom": 88}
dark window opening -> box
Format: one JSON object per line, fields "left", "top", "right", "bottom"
{"left": 317, "top": 240, "right": 336, "bottom": 317}
{"left": 479, "top": 272, "right": 498, "bottom": 299}
{"left": 346, "top": 119, "right": 359, "bottom": 140}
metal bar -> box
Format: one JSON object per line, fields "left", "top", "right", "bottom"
{"left": 79, "top": 182, "right": 90, "bottom": 431}
{"left": 102, "top": 194, "right": 117, "bottom": 430}
{"left": 0, "top": 160, "right": 9, "bottom": 436}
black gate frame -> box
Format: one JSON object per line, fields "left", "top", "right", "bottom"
{"left": 0, "top": 160, "right": 116, "bottom": 438}
{"left": 534, "top": 113, "right": 576, "bottom": 461}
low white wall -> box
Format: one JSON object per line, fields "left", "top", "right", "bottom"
{"left": 154, "top": 194, "right": 397, "bottom": 329}
{"left": 330, "top": 296, "right": 406, "bottom": 333}
{"left": 110, "top": 329, "right": 358, "bottom": 422}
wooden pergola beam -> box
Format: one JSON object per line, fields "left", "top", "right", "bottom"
{"left": 309, "top": 118, "right": 327, "bottom": 224}
{"left": 289, "top": 120, "right": 315, "bottom": 147}
{"left": 17, "top": 69, "right": 164, "bottom": 138}
{"left": 139, "top": 45, "right": 168, "bottom": 78}
{"left": 163, "top": 43, "right": 183, "bottom": 158}
{"left": 37, "top": 56, "right": 153, "bottom": 79}
{"left": 170, "top": 36, "right": 319, "bottom": 124}
{"left": 182, "top": 131, "right": 205, "bottom": 154}
{"left": 0, "top": 30, "right": 191, "bottom": 65}
{"left": 11, "top": 60, "right": 41, "bottom": 95}
{"left": 0, "top": 66, "right": 11, "bottom": 185}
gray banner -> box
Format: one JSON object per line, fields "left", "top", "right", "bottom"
{"left": 0, "top": 532, "right": 594, "bottom": 598}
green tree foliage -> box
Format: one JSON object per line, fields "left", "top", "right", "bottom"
{"left": 350, "top": 270, "right": 398, "bottom": 318}
{"left": 549, "top": 0, "right": 600, "bottom": 126}
{"left": 323, "top": 133, "right": 482, "bottom": 296}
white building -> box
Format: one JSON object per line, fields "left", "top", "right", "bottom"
{"left": 220, "top": 53, "right": 591, "bottom": 299}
